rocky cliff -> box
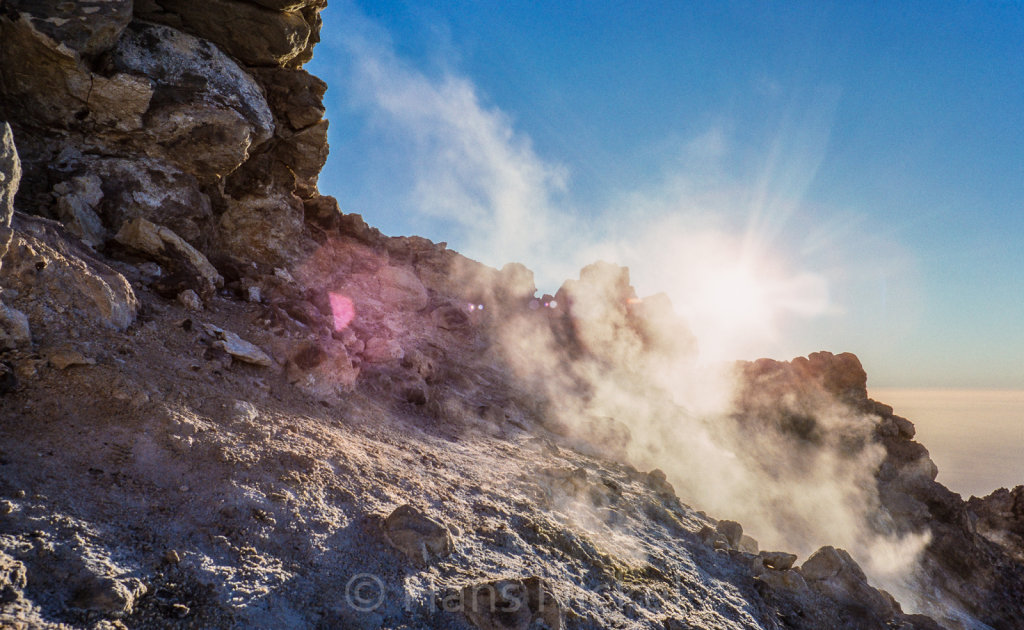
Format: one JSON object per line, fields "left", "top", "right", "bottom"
{"left": 2, "top": 2, "right": 1024, "bottom": 629}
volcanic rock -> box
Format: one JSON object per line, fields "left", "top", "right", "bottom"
{"left": 201, "top": 323, "right": 273, "bottom": 367}
{"left": 968, "top": 485, "right": 1024, "bottom": 562}
{"left": 107, "top": 21, "right": 275, "bottom": 181}
{"left": 382, "top": 504, "right": 454, "bottom": 565}
{"left": 0, "top": 303, "right": 31, "bottom": 350}
{"left": 716, "top": 520, "right": 744, "bottom": 548}
{"left": 760, "top": 551, "right": 798, "bottom": 571}
{"left": 0, "top": 551, "right": 27, "bottom": 605}
{"left": 217, "top": 192, "right": 309, "bottom": 266}
{"left": 134, "top": 0, "right": 314, "bottom": 67}
{"left": 0, "top": 12, "right": 152, "bottom": 132}
{"left": 3, "top": 0, "right": 133, "bottom": 57}
{"left": 0, "top": 122, "right": 18, "bottom": 229}
{"left": 53, "top": 175, "right": 106, "bottom": 247}
{"left": 800, "top": 545, "right": 843, "bottom": 580}
{"left": 115, "top": 217, "right": 223, "bottom": 299}
{"left": 46, "top": 347, "right": 96, "bottom": 370}
{"left": 460, "top": 576, "right": 562, "bottom": 630}
{"left": 377, "top": 265, "right": 430, "bottom": 312}
{"left": 1, "top": 3, "right": 1022, "bottom": 630}
{"left": 2, "top": 214, "right": 137, "bottom": 330}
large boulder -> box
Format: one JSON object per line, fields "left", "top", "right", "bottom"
{"left": 76, "top": 157, "right": 214, "bottom": 246}
{"left": 115, "top": 217, "right": 223, "bottom": 299}
{"left": 0, "top": 13, "right": 153, "bottom": 131}
{"left": 2, "top": 0, "right": 133, "bottom": 57}
{"left": 218, "top": 192, "right": 310, "bottom": 266}
{"left": 251, "top": 67, "right": 327, "bottom": 131}
{"left": 135, "top": 0, "right": 314, "bottom": 67}
{"left": 381, "top": 505, "right": 454, "bottom": 566}
{"left": 108, "top": 21, "right": 275, "bottom": 182}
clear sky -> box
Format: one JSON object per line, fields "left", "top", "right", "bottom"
{"left": 308, "top": 1, "right": 1024, "bottom": 389}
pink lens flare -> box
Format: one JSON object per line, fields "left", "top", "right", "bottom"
{"left": 329, "top": 292, "right": 356, "bottom": 331}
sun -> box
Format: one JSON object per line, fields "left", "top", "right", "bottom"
{"left": 661, "top": 243, "right": 829, "bottom": 363}
{"left": 696, "top": 264, "right": 769, "bottom": 332}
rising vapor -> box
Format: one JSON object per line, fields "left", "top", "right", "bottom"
{"left": 331, "top": 6, "right": 929, "bottom": 604}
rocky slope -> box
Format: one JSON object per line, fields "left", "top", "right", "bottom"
{"left": 2, "top": 2, "right": 1024, "bottom": 629}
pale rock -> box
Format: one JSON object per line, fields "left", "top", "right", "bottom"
{"left": 377, "top": 266, "right": 429, "bottom": 312}
{"left": 69, "top": 576, "right": 144, "bottom": 618}
{"left": 202, "top": 323, "right": 273, "bottom": 367}
{"left": 274, "top": 267, "right": 296, "bottom": 284}
{"left": 2, "top": 216, "right": 137, "bottom": 330}
{"left": 109, "top": 22, "right": 275, "bottom": 180}
{"left": 716, "top": 520, "right": 744, "bottom": 548}
{"left": 0, "top": 551, "right": 27, "bottom": 603}
{"left": 756, "top": 568, "right": 808, "bottom": 592}
{"left": 738, "top": 534, "right": 759, "bottom": 554}
{"left": 362, "top": 337, "right": 404, "bottom": 363}
{"left": 800, "top": 545, "right": 843, "bottom": 581}
{"left": 226, "top": 119, "right": 328, "bottom": 198}
{"left": 698, "top": 525, "right": 728, "bottom": 549}
{"left": 135, "top": 0, "right": 314, "bottom": 66}
{"left": 1, "top": 122, "right": 20, "bottom": 228}
{"left": 136, "top": 262, "right": 163, "bottom": 279}
{"left": 115, "top": 218, "right": 223, "bottom": 297}
{"left": 177, "top": 289, "right": 203, "bottom": 311}
{"left": 79, "top": 157, "right": 213, "bottom": 245}
{"left": 382, "top": 504, "right": 454, "bottom": 565}
{"left": 760, "top": 551, "right": 798, "bottom": 571}
{"left": 0, "top": 16, "right": 152, "bottom": 130}
{"left": 285, "top": 338, "right": 358, "bottom": 397}
{"left": 0, "top": 303, "right": 31, "bottom": 349}
{"left": 218, "top": 193, "right": 307, "bottom": 266}
{"left": 251, "top": 67, "right": 327, "bottom": 131}
{"left": 53, "top": 175, "right": 105, "bottom": 247}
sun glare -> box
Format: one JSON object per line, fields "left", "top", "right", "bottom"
{"left": 697, "top": 264, "right": 767, "bottom": 329}
{"left": 655, "top": 241, "right": 829, "bottom": 363}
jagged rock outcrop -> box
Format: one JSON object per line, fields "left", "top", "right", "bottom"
{"left": 0, "top": 0, "right": 328, "bottom": 268}
{"left": 734, "top": 351, "right": 1024, "bottom": 629}
{"left": 968, "top": 486, "right": 1024, "bottom": 563}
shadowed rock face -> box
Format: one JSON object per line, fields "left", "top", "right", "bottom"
{"left": 0, "top": 0, "right": 328, "bottom": 268}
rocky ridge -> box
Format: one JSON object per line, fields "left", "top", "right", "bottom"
{"left": 2, "top": 2, "right": 1024, "bottom": 629}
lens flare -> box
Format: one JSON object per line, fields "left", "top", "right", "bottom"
{"left": 329, "top": 292, "right": 356, "bottom": 331}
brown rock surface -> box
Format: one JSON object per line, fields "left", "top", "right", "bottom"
{"left": 382, "top": 504, "right": 455, "bottom": 565}
{"left": 461, "top": 577, "right": 562, "bottom": 630}
{"left": 135, "top": 0, "right": 314, "bottom": 66}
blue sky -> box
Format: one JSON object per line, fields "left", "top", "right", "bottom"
{"left": 308, "top": 1, "right": 1024, "bottom": 388}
